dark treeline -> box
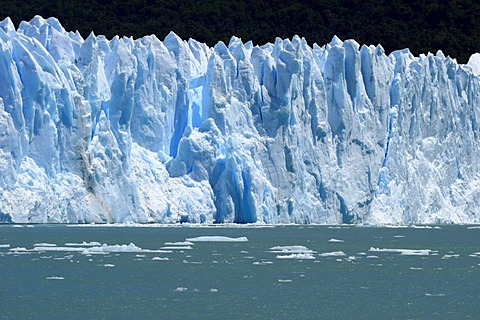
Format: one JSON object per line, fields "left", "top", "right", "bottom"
{"left": 1, "top": 0, "right": 479, "bottom": 63}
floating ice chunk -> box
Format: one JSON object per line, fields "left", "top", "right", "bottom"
{"left": 366, "top": 255, "right": 378, "bottom": 259}
{"left": 393, "top": 235, "right": 405, "bottom": 238}
{"left": 152, "top": 257, "right": 169, "bottom": 261}
{"left": 425, "top": 293, "right": 446, "bottom": 297}
{"left": 186, "top": 236, "right": 248, "bottom": 242}
{"left": 174, "top": 287, "right": 188, "bottom": 292}
{"left": 82, "top": 243, "right": 168, "bottom": 254}
{"left": 369, "top": 247, "right": 431, "bottom": 255}
{"left": 46, "top": 276, "right": 65, "bottom": 280}
{"left": 0, "top": 244, "right": 10, "bottom": 248}
{"left": 34, "top": 246, "right": 86, "bottom": 252}
{"left": 411, "top": 226, "right": 440, "bottom": 229}
{"left": 276, "top": 253, "right": 315, "bottom": 259}
{"left": 318, "top": 251, "right": 346, "bottom": 257}
{"left": 182, "top": 260, "right": 202, "bottom": 264}
{"left": 160, "top": 246, "right": 193, "bottom": 250}
{"left": 442, "top": 254, "right": 459, "bottom": 259}
{"left": 9, "top": 247, "right": 28, "bottom": 252}
{"left": 209, "top": 288, "right": 218, "bottom": 292}
{"left": 400, "top": 250, "right": 431, "bottom": 256}
{"left": 83, "top": 243, "right": 143, "bottom": 252}
{"left": 103, "top": 264, "right": 115, "bottom": 267}
{"left": 328, "top": 238, "right": 344, "bottom": 243}
{"left": 278, "top": 279, "right": 292, "bottom": 283}
{"left": 269, "top": 245, "right": 314, "bottom": 253}
{"left": 65, "top": 241, "right": 101, "bottom": 246}
{"left": 34, "top": 243, "right": 57, "bottom": 247}
{"left": 410, "top": 267, "right": 423, "bottom": 270}
{"left": 467, "top": 226, "right": 480, "bottom": 229}
{"left": 164, "top": 241, "right": 194, "bottom": 246}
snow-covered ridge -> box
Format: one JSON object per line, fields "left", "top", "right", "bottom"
{"left": 0, "top": 16, "right": 479, "bottom": 224}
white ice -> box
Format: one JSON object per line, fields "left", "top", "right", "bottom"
{"left": 152, "top": 256, "right": 169, "bottom": 261}
{"left": 64, "top": 241, "right": 102, "bottom": 246}
{"left": 34, "top": 246, "right": 86, "bottom": 252}
{"left": 164, "top": 241, "right": 194, "bottom": 246}
{"left": 186, "top": 236, "right": 248, "bottom": 242}
{"left": 160, "top": 246, "right": 193, "bottom": 250}
{"left": 369, "top": 247, "right": 431, "bottom": 255}
{"left": 269, "top": 245, "right": 314, "bottom": 253}
{"left": 0, "top": 16, "right": 480, "bottom": 225}
{"left": 276, "top": 253, "right": 315, "bottom": 259}
{"left": 318, "top": 251, "right": 346, "bottom": 257}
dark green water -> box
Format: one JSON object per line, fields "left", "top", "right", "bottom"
{"left": 1, "top": 224, "right": 479, "bottom": 319}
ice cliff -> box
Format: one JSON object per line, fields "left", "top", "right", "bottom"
{"left": 1, "top": 16, "right": 480, "bottom": 224}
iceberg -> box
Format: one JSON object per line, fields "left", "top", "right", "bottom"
{"left": 0, "top": 16, "right": 480, "bottom": 225}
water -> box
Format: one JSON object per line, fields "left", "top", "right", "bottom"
{"left": 1, "top": 224, "right": 479, "bottom": 319}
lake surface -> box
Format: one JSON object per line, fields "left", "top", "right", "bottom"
{"left": 1, "top": 224, "right": 479, "bottom": 319}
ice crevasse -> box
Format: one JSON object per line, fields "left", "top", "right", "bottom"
{"left": 1, "top": 16, "right": 480, "bottom": 224}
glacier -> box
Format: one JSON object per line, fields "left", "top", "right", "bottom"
{"left": 0, "top": 16, "right": 480, "bottom": 224}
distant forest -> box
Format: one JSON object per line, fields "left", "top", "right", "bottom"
{"left": 1, "top": 0, "right": 479, "bottom": 63}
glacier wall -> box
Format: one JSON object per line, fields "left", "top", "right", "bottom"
{"left": 1, "top": 16, "right": 480, "bottom": 224}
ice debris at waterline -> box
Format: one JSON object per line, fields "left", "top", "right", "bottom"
{"left": 0, "top": 16, "right": 480, "bottom": 225}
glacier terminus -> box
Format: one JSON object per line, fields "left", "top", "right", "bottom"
{"left": 1, "top": 16, "right": 480, "bottom": 224}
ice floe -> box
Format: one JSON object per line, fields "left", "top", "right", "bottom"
{"left": 318, "top": 251, "right": 346, "bottom": 257}
{"left": 442, "top": 254, "right": 460, "bottom": 259}
{"left": 369, "top": 247, "right": 431, "bottom": 255}
{"left": 34, "top": 243, "right": 57, "bottom": 247}
{"left": 46, "top": 276, "right": 65, "bottom": 280}
{"left": 64, "top": 242, "right": 101, "bottom": 246}
{"left": 328, "top": 238, "right": 344, "bottom": 243}
{"left": 276, "top": 253, "right": 316, "bottom": 260}
{"left": 34, "top": 246, "right": 86, "bottom": 252}
{"left": 160, "top": 246, "right": 193, "bottom": 250}
{"left": 9, "top": 247, "right": 28, "bottom": 252}
{"left": 186, "top": 236, "right": 248, "bottom": 242}
{"left": 83, "top": 243, "right": 170, "bottom": 254}
{"left": 164, "top": 241, "right": 194, "bottom": 246}
{"left": 269, "top": 245, "right": 314, "bottom": 253}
